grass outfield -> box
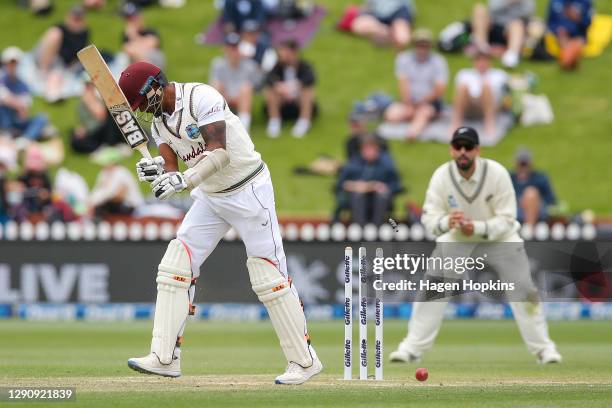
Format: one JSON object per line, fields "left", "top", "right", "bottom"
{"left": 1, "top": 320, "right": 611, "bottom": 407}
{"left": 0, "top": 1, "right": 612, "bottom": 216}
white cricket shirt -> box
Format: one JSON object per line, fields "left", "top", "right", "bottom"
{"left": 151, "top": 82, "right": 263, "bottom": 195}
{"left": 421, "top": 157, "right": 522, "bottom": 242}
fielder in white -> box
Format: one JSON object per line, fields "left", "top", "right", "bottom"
{"left": 117, "top": 61, "right": 322, "bottom": 384}
{"left": 389, "top": 126, "right": 562, "bottom": 365}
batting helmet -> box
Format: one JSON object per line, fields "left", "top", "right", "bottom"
{"left": 119, "top": 61, "right": 166, "bottom": 110}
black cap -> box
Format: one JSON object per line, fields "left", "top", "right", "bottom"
{"left": 451, "top": 126, "right": 479, "bottom": 145}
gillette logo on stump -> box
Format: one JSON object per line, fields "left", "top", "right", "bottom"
{"left": 375, "top": 340, "right": 382, "bottom": 368}
{"left": 344, "top": 339, "right": 351, "bottom": 367}
{"left": 360, "top": 339, "right": 367, "bottom": 367}
{"left": 344, "top": 298, "right": 351, "bottom": 325}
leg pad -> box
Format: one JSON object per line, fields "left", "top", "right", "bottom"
{"left": 151, "top": 239, "right": 192, "bottom": 364}
{"left": 247, "top": 257, "right": 313, "bottom": 367}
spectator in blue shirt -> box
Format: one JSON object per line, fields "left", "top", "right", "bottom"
{"left": 511, "top": 148, "right": 557, "bottom": 226}
{"left": 336, "top": 135, "right": 402, "bottom": 225}
{"left": 547, "top": 0, "right": 593, "bottom": 69}
{"left": 0, "top": 47, "right": 49, "bottom": 143}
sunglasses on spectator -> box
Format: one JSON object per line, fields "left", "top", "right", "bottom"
{"left": 451, "top": 142, "right": 476, "bottom": 151}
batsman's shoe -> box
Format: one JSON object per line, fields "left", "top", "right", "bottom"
{"left": 127, "top": 353, "right": 181, "bottom": 378}
{"left": 537, "top": 348, "right": 562, "bottom": 364}
{"left": 274, "top": 358, "right": 322, "bottom": 385}
{"left": 275, "top": 347, "right": 322, "bottom": 385}
{"left": 389, "top": 348, "right": 422, "bottom": 363}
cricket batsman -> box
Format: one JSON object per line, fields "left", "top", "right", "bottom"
{"left": 389, "top": 127, "right": 562, "bottom": 364}
{"left": 118, "top": 61, "right": 322, "bottom": 384}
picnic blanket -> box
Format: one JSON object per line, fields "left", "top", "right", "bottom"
{"left": 377, "top": 106, "right": 515, "bottom": 147}
{"left": 200, "top": 6, "right": 326, "bottom": 48}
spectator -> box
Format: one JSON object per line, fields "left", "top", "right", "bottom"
{"left": 547, "top": 0, "right": 593, "bottom": 70}
{"left": 346, "top": 112, "right": 387, "bottom": 160}
{"left": 222, "top": 0, "right": 266, "bottom": 34}
{"left": 121, "top": 2, "right": 166, "bottom": 68}
{"left": 264, "top": 39, "right": 316, "bottom": 138}
{"left": 70, "top": 76, "right": 124, "bottom": 154}
{"left": 35, "top": 5, "right": 90, "bottom": 102}
{"left": 384, "top": 29, "right": 448, "bottom": 141}
{"left": 237, "top": 19, "right": 275, "bottom": 70}
{"left": 209, "top": 33, "right": 259, "bottom": 130}
{"left": 450, "top": 50, "right": 508, "bottom": 138}
{"left": 0, "top": 47, "right": 49, "bottom": 147}
{"left": 471, "top": 0, "right": 536, "bottom": 68}
{"left": 511, "top": 148, "right": 556, "bottom": 226}
{"left": 14, "top": 146, "right": 52, "bottom": 221}
{"left": 88, "top": 148, "right": 144, "bottom": 219}
{"left": 351, "top": 0, "right": 413, "bottom": 48}
{"left": 336, "top": 135, "right": 402, "bottom": 225}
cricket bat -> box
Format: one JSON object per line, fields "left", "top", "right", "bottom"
{"left": 77, "top": 45, "right": 152, "bottom": 159}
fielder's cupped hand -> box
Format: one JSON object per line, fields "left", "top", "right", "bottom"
{"left": 136, "top": 156, "right": 165, "bottom": 182}
{"left": 448, "top": 210, "right": 465, "bottom": 229}
{"left": 152, "top": 172, "right": 188, "bottom": 200}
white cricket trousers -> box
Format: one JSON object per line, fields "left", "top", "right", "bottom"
{"left": 402, "top": 243, "right": 556, "bottom": 356}
{"left": 177, "top": 167, "right": 287, "bottom": 279}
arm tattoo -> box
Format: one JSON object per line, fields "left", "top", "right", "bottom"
{"left": 199, "top": 120, "right": 226, "bottom": 150}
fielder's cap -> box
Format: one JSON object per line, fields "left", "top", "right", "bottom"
{"left": 1, "top": 46, "right": 23, "bottom": 63}
{"left": 121, "top": 2, "right": 140, "bottom": 18}
{"left": 413, "top": 28, "right": 433, "bottom": 44}
{"left": 69, "top": 4, "right": 86, "bottom": 18}
{"left": 515, "top": 147, "right": 532, "bottom": 164}
{"left": 242, "top": 19, "right": 261, "bottom": 32}
{"left": 451, "top": 126, "right": 479, "bottom": 145}
{"left": 224, "top": 32, "right": 241, "bottom": 46}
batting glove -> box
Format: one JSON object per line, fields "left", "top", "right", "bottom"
{"left": 152, "top": 171, "right": 188, "bottom": 200}
{"left": 136, "top": 156, "right": 165, "bottom": 182}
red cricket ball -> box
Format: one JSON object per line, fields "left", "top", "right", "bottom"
{"left": 415, "top": 367, "right": 428, "bottom": 381}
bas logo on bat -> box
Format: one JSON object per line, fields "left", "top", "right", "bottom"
{"left": 112, "top": 107, "right": 146, "bottom": 147}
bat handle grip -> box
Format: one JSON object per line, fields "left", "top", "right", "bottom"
{"left": 135, "top": 143, "right": 152, "bottom": 159}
